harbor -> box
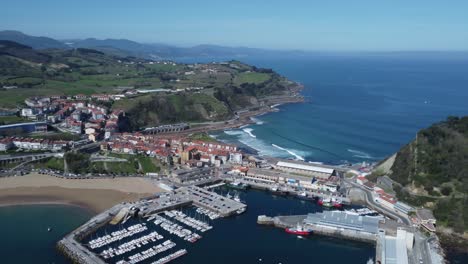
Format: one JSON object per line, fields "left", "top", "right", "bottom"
{"left": 58, "top": 187, "right": 375, "bottom": 264}
{"left": 58, "top": 186, "right": 247, "bottom": 264}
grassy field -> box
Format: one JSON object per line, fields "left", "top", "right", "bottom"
{"left": 0, "top": 116, "right": 28, "bottom": 125}
{"left": 33, "top": 157, "right": 65, "bottom": 171}
{"left": 112, "top": 94, "right": 154, "bottom": 111}
{"left": 30, "top": 132, "right": 82, "bottom": 141}
{"left": 234, "top": 72, "right": 271, "bottom": 85}
{"left": 188, "top": 132, "right": 217, "bottom": 142}
{"left": 107, "top": 153, "right": 161, "bottom": 174}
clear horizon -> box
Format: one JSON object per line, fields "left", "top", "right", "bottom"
{"left": 2, "top": 0, "right": 468, "bottom": 51}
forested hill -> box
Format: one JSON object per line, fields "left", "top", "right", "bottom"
{"left": 389, "top": 116, "right": 468, "bottom": 232}
{"left": 0, "top": 40, "right": 301, "bottom": 128}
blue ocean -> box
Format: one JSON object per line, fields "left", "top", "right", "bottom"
{"left": 179, "top": 53, "right": 468, "bottom": 164}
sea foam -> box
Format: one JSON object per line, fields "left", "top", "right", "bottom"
{"left": 347, "top": 149, "right": 376, "bottom": 160}
{"left": 242, "top": 128, "right": 256, "bottom": 138}
{"left": 272, "top": 144, "right": 305, "bottom": 161}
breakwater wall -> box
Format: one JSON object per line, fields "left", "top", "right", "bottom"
{"left": 257, "top": 214, "right": 377, "bottom": 244}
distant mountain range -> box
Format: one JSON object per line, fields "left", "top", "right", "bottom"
{"left": 0, "top": 30, "right": 68, "bottom": 49}
{"left": 0, "top": 30, "right": 305, "bottom": 59}
{"left": 2, "top": 30, "right": 468, "bottom": 61}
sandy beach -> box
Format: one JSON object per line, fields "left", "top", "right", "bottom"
{"left": 0, "top": 173, "right": 165, "bottom": 213}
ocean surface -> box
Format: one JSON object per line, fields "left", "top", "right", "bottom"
{"left": 0, "top": 204, "right": 92, "bottom": 264}
{"left": 179, "top": 54, "right": 468, "bottom": 164}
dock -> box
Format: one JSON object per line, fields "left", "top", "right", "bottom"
{"left": 257, "top": 212, "right": 381, "bottom": 244}
{"left": 225, "top": 177, "right": 351, "bottom": 204}
{"left": 57, "top": 186, "right": 247, "bottom": 263}
{"left": 203, "top": 182, "right": 225, "bottom": 189}
{"left": 177, "top": 185, "right": 246, "bottom": 217}
{"left": 109, "top": 207, "right": 129, "bottom": 225}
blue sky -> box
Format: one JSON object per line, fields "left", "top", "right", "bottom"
{"left": 2, "top": 0, "right": 467, "bottom": 51}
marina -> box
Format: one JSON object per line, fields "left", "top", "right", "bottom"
{"left": 57, "top": 186, "right": 376, "bottom": 264}
{"left": 58, "top": 186, "right": 247, "bottom": 264}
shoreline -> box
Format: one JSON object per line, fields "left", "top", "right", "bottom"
{"left": 168, "top": 93, "right": 305, "bottom": 136}
{"left": 0, "top": 173, "right": 165, "bottom": 213}
{"left": 0, "top": 200, "right": 96, "bottom": 214}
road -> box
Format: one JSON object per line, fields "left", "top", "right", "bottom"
{"left": 344, "top": 178, "right": 411, "bottom": 225}
{"left": 345, "top": 178, "right": 436, "bottom": 264}
{"left": 412, "top": 231, "right": 433, "bottom": 264}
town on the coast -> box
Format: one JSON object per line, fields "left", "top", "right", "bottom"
{"left": 0, "top": 76, "right": 446, "bottom": 264}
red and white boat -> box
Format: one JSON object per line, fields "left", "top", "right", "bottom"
{"left": 285, "top": 224, "right": 313, "bottom": 236}
{"left": 318, "top": 197, "right": 343, "bottom": 209}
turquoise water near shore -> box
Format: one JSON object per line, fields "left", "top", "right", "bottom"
{"left": 0, "top": 205, "right": 92, "bottom": 264}
{"left": 192, "top": 55, "right": 468, "bottom": 164}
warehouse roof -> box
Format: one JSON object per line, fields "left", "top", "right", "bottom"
{"left": 276, "top": 161, "right": 334, "bottom": 174}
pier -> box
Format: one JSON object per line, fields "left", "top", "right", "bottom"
{"left": 176, "top": 185, "right": 246, "bottom": 217}
{"left": 203, "top": 182, "right": 225, "bottom": 189}
{"left": 57, "top": 186, "right": 246, "bottom": 263}
{"left": 257, "top": 212, "right": 380, "bottom": 243}
{"left": 256, "top": 211, "right": 415, "bottom": 264}
{"left": 224, "top": 177, "right": 351, "bottom": 204}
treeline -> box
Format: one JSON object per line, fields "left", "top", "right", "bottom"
{"left": 120, "top": 93, "right": 230, "bottom": 131}
{"left": 390, "top": 116, "right": 468, "bottom": 231}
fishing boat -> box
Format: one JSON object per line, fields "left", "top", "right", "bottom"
{"left": 296, "top": 191, "right": 314, "bottom": 201}
{"left": 285, "top": 224, "right": 312, "bottom": 236}
{"left": 318, "top": 197, "right": 343, "bottom": 208}
{"left": 228, "top": 181, "right": 249, "bottom": 190}
{"left": 269, "top": 186, "right": 288, "bottom": 196}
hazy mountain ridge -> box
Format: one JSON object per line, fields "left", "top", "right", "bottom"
{"left": 0, "top": 30, "right": 307, "bottom": 59}
{"left": 0, "top": 30, "right": 67, "bottom": 49}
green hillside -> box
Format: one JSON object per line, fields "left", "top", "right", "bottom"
{"left": 0, "top": 41, "right": 300, "bottom": 128}
{"left": 389, "top": 116, "right": 468, "bottom": 232}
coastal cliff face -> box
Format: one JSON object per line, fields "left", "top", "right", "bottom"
{"left": 388, "top": 116, "right": 468, "bottom": 233}
{"left": 0, "top": 40, "right": 302, "bottom": 130}
{"left": 119, "top": 65, "right": 303, "bottom": 130}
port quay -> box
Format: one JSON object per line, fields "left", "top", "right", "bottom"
{"left": 57, "top": 185, "right": 246, "bottom": 264}
{"left": 56, "top": 160, "right": 436, "bottom": 264}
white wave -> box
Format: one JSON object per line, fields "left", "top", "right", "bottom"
{"left": 308, "top": 161, "right": 324, "bottom": 165}
{"left": 223, "top": 129, "right": 310, "bottom": 160}
{"left": 347, "top": 149, "right": 376, "bottom": 160}
{"left": 242, "top": 128, "right": 256, "bottom": 138}
{"left": 208, "top": 133, "right": 218, "bottom": 139}
{"left": 272, "top": 144, "right": 305, "bottom": 161}
{"left": 271, "top": 143, "right": 286, "bottom": 151}
{"left": 250, "top": 117, "right": 264, "bottom": 125}
{"left": 224, "top": 130, "right": 244, "bottom": 136}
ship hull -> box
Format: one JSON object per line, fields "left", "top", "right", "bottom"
{"left": 296, "top": 194, "right": 315, "bottom": 201}
{"left": 285, "top": 228, "right": 311, "bottom": 236}
{"left": 228, "top": 183, "right": 249, "bottom": 190}
{"left": 271, "top": 190, "right": 288, "bottom": 196}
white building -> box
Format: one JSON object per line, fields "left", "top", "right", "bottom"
{"left": 275, "top": 161, "right": 335, "bottom": 179}
{"left": 229, "top": 152, "right": 243, "bottom": 164}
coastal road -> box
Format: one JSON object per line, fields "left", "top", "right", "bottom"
{"left": 412, "top": 231, "right": 433, "bottom": 264}
{"left": 344, "top": 179, "right": 411, "bottom": 225}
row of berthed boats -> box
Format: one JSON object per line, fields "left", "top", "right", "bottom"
{"left": 151, "top": 249, "right": 188, "bottom": 264}
{"left": 115, "top": 240, "right": 177, "bottom": 264}
{"left": 153, "top": 214, "right": 202, "bottom": 243}
{"left": 88, "top": 223, "right": 148, "bottom": 249}
{"left": 195, "top": 207, "right": 220, "bottom": 220}
{"left": 162, "top": 210, "right": 213, "bottom": 232}
{"left": 99, "top": 231, "right": 164, "bottom": 259}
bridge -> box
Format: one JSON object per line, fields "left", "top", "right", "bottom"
{"left": 142, "top": 123, "right": 189, "bottom": 134}
{"left": 0, "top": 152, "right": 64, "bottom": 164}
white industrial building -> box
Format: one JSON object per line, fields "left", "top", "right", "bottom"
{"left": 275, "top": 161, "right": 335, "bottom": 179}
